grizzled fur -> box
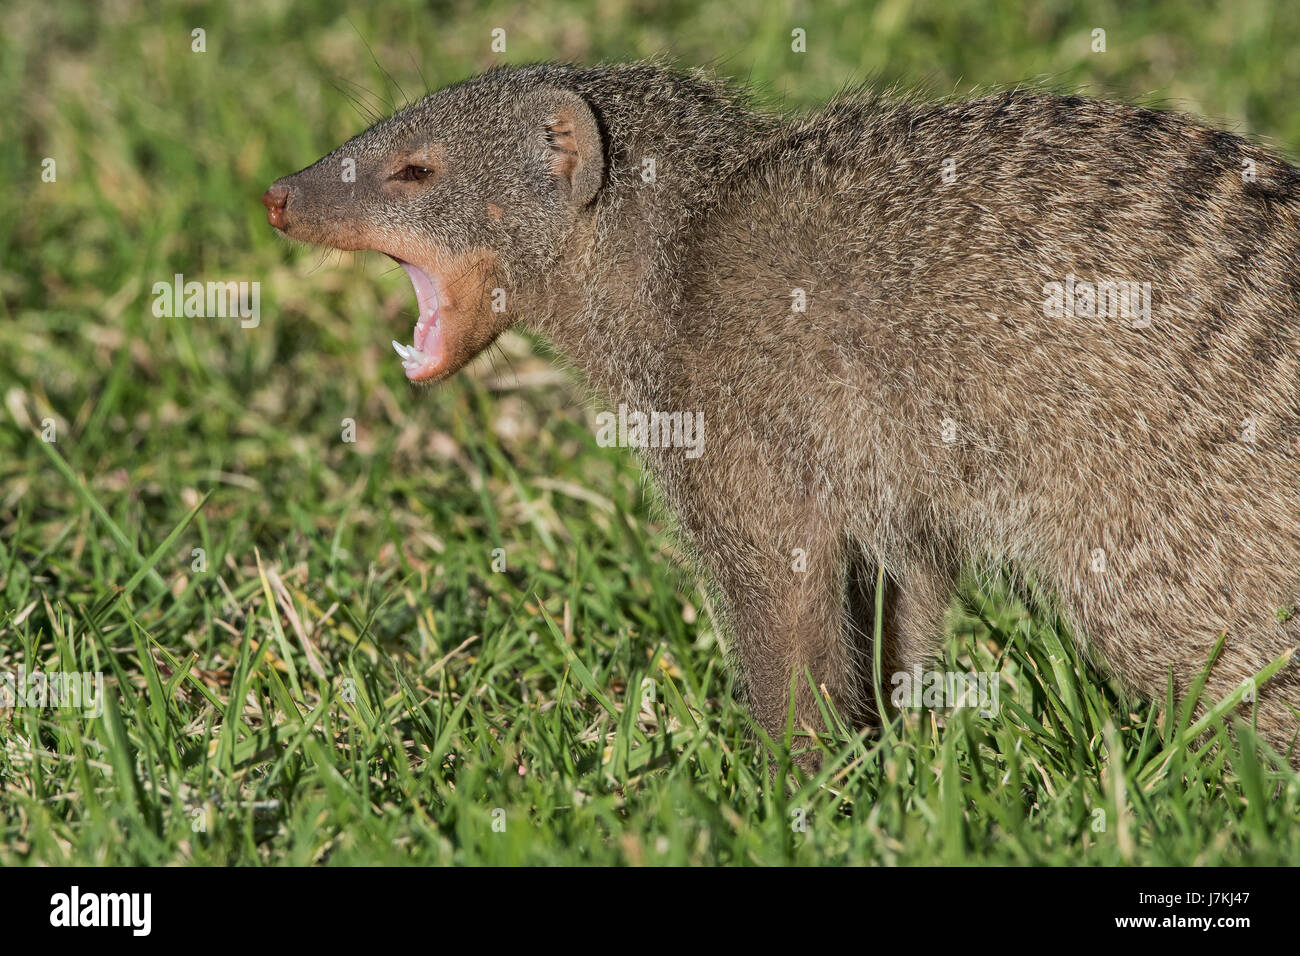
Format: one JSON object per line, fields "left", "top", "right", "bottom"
{"left": 267, "top": 62, "right": 1300, "bottom": 765}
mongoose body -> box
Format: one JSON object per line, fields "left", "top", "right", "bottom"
{"left": 264, "top": 63, "right": 1300, "bottom": 763}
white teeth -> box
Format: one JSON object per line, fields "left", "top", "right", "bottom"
{"left": 399, "top": 347, "right": 428, "bottom": 371}
{"left": 393, "top": 338, "right": 431, "bottom": 373}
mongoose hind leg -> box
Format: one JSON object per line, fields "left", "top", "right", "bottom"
{"left": 1048, "top": 569, "right": 1300, "bottom": 766}
{"left": 1181, "top": 635, "right": 1300, "bottom": 766}
{"left": 1253, "top": 688, "right": 1300, "bottom": 763}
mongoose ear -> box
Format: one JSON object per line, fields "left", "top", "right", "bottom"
{"left": 534, "top": 90, "right": 605, "bottom": 208}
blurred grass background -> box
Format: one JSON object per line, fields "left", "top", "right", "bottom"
{"left": 2, "top": 0, "right": 1299, "bottom": 865}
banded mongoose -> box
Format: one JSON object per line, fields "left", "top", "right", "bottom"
{"left": 263, "top": 62, "right": 1300, "bottom": 765}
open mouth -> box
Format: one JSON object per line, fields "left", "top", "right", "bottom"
{"left": 389, "top": 257, "right": 446, "bottom": 382}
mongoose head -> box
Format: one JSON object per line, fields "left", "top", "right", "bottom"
{"left": 262, "top": 70, "right": 604, "bottom": 383}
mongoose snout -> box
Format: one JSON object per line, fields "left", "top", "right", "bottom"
{"left": 261, "top": 184, "right": 290, "bottom": 230}
{"left": 265, "top": 61, "right": 1300, "bottom": 769}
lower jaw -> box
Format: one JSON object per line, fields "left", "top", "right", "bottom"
{"left": 405, "top": 354, "right": 445, "bottom": 382}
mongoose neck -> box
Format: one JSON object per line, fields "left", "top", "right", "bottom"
{"left": 526, "top": 63, "right": 776, "bottom": 408}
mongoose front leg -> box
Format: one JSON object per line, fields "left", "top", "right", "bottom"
{"left": 843, "top": 550, "right": 957, "bottom": 718}
{"left": 697, "top": 506, "right": 869, "bottom": 766}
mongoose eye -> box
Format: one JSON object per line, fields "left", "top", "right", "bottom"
{"left": 395, "top": 164, "right": 433, "bottom": 183}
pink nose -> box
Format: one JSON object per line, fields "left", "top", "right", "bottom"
{"left": 262, "top": 184, "right": 290, "bottom": 229}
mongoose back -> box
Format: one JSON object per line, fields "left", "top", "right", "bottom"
{"left": 263, "top": 62, "right": 1300, "bottom": 766}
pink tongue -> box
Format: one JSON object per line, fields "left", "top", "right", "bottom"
{"left": 397, "top": 261, "right": 443, "bottom": 380}
{"left": 400, "top": 262, "right": 440, "bottom": 352}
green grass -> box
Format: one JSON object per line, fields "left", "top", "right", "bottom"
{"left": 2, "top": 0, "right": 1299, "bottom": 865}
